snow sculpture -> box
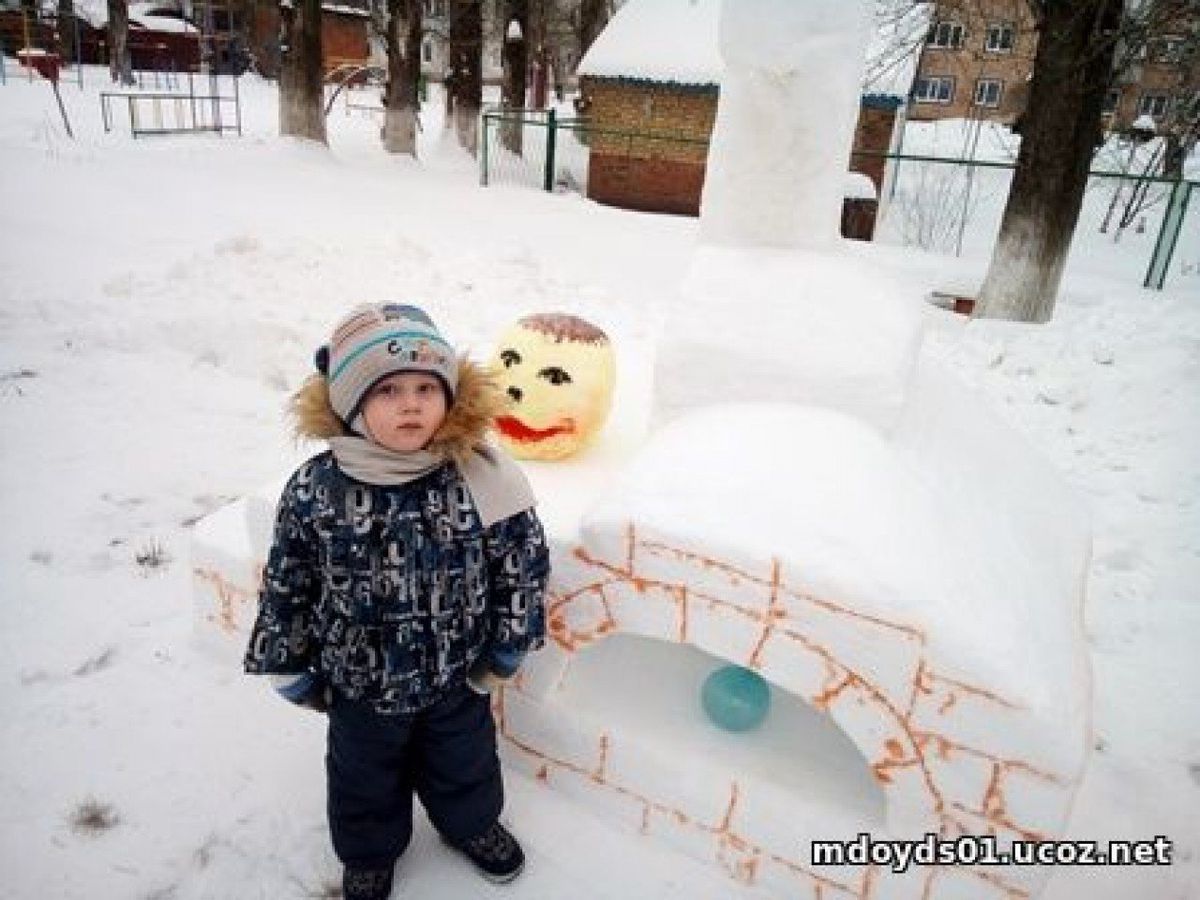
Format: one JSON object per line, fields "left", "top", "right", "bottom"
{"left": 655, "top": 0, "right": 923, "bottom": 433}
{"left": 489, "top": 313, "right": 616, "bottom": 461}
{"left": 699, "top": 0, "right": 870, "bottom": 249}
{"left": 193, "top": 1, "right": 1092, "bottom": 897}
{"left": 495, "top": 2, "right": 1089, "bottom": 898}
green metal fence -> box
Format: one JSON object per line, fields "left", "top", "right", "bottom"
{"left": 480, "top": 106, "right": 709, "bottom": 197}
{"left": 479, "top": 108, "right": 1199, "bottom": 292}
{"left": 863, "top": 150, "right": 1198, "bottom": 291}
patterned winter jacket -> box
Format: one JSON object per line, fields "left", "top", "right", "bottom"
{"left": 243, "top": 360, "right": 549, "bottom": 715}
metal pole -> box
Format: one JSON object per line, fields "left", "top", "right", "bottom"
{"left": 887, "top": 106, "right": 906, "bottom": 204}
{"left": 1143, "top": 180, "right": 1192, "bottom": 290}
{"left": 51, "top": 79, "right": 74, "bottom": 137}
{"left": 480, "top": 111, "right": 489, "bottom": 186}
{"left": 543, "top": 106, "right": 555, "bottom": 192}
{"left": 234, "top": 70, "right": 241, "bottom": 135}
{"left": 75, "top": 12, "right": 81, "bottom": 89}
{"left": 954, "top": 115, "right": 982, "bottom": 258}
{"left": 206, "top": 0, "right": 219, "bottom": 133}
{"left": 23, "top": 9, "right": 33, "bottom": 82}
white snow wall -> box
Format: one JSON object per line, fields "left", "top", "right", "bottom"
{"left": 699, "top": 0, "right": 872, "bottom": 248}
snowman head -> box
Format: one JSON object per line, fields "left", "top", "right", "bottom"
{"left": 490, "top": 314, "right": 616, "bottom": 461}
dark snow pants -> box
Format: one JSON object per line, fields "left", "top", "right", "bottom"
{"left": 325, "top": 685, "right": 504, "bottom": 868}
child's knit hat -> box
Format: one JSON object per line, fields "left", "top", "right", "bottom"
{"left": 316, "top": 303, "right": 458, "bottom": 425}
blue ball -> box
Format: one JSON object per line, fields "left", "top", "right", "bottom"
{"left": 701, "top": 665, "right": 771, "bottom": 732}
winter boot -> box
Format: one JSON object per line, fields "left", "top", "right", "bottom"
{"left": 448, "top": 820, "right": 525, "bottom": 883}
{"left": 342, "top": 864, "right": 394, "bottom": 900}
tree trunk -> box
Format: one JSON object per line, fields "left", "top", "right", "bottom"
{"left": 577, "top": 0, "right": 608, "bottom": 59}
{"left": 107, "top": 0, "right": 134, "bottom": 85}
{"left": 974, "top": 0, "right": 1122, "bottom": 323}
{"left": 1163, "top": 132, "right": 1188, "bottom": 179}
{"left": 57, "top": 0, "right": 76, "bottom": 63}
{"left": 500, "top": 0, "right": 527, "bottom": 154}
{"left": 278, "top": 0, "right": 326, "bottom": 142}
{"left": 526, "top": 0, "right": 546, "bottom": 108}
{"left": 530, "top": 44, "right": 548, "bottom": 108}
{"left": 382, "top": 0, "right": 421, "bottom": 155}
{"left": 449, "top": 0, "right": 482, "bottom": 156}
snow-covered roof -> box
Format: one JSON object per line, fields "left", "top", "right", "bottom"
{"left": 322, "top": 2, "right": 371, "bottom": 17}
{"left": 1131, "top": 113, "right": 1158, "bottom": 133}
{"left": 578, "top": 0, "right": 913, "bottom": 100}
{"left": 132, "top": 12, "right": 198, "bottom": 33}
{"left": 64, "top": 0, "right": 198, "bottom": 30}
{"left": 577, "top": 0, "right": 722, "bottom": 87}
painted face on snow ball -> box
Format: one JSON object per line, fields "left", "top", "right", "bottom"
{"left": 489, "top": 313, "right": 615, "bottom": 461}
{"left": 360, "top": 371, "right": 448, "bottom": 453}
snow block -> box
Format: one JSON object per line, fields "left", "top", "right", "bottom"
{"left": 700, "top": 0, "right": 871, "bottom": 250}
{"left": 521, "top": 394, "right": 1090, "bottom": 899}
{"left": 191, "top": 309, "right": 1088, "bottom": 900}
{"left": 654, "top": 245, "right": 926, "bottom": 433}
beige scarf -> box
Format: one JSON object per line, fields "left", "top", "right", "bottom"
{"left": 328, "top": 436, "right": 536, "bottom": 528}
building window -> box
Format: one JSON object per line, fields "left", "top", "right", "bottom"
{"left": 973, "top": 78, "right": 1003, "bottom": 107}
{"left": 422, "top": 41, "right": 433, "bottom": 63}
{"left": 1102, "top": 89, "right": 1120, "bottom": 114}
{"left": 1138, "top": 94, "right": 1169, "bottom": 118}
{"left": 1149, "top": 36, "right": 1183, "bottom": 64}
{"left": 1178, "top": 92, "right": 1200, "bottom": 121}
{"left": 914, "top": 76, "right": 955, "bottom": 103}
{"left": 927, "top": 21, "right": 965, "bottom": 49}
{"left": 985, "top": 23, "right": 1014, "bottom": 52}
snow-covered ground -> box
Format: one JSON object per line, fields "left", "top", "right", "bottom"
{"left": 0, "top": 66, "right": 1197, "bottom": 899}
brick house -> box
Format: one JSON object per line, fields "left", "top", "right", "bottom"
{"left": 246, "top": 0, "right": 370, "bottom": 77}
{"left": 576, "top": 0, "right": 903, "bottom": 238}
{"left": 911, "top": 0, "right": 1200, "bottom": 132}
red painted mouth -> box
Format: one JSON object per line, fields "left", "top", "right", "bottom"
{"left": 495, "top": 416, "right": 574, "bottom": 443}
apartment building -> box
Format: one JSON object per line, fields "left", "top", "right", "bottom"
{"left": 909, "top": 0, "right": 1037, "bottom": 124}
{"left": 910, "top": 0, "right": 1199, "bottom": 133}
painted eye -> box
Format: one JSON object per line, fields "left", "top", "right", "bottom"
{"left": 538, "top": 366, "right": 572, "bottom": 386}
{"left": 500, "top": 349, "right": 521, "bottom": 368}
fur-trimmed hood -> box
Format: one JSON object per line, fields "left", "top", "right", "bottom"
{"left": 290, "top": 357, "right": 506, "bottom": 465}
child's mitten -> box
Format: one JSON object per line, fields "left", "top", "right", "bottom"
{"left": 466, "top": 657, "right": 516, "bottom": 695}
{"left": 270, "top": 671, "right": 332, "bottom": 713}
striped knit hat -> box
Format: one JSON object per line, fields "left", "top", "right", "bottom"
{"left": 317, "top": 303, "right": 458, "bottom": 425}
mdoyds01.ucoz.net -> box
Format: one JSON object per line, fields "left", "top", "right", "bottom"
{"left": 811, "top": 833, "right": 1174, "bottom": 874}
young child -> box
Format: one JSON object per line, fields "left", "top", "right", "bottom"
{"left": 244, "top": 304, "right": 549, "bottom": 900}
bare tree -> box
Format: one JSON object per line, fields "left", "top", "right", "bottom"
{"left": 1156, "top": 29, "right": 1200, "bottom": 178}
{"left": 973, "top": 0, "right": 1200, "bottom": 319}
{"left": 56, "top": 0, "right": 77, "bottom": 63}
{"left": 500, "top": 0, "right": 528, "bottom": 153}
{"left": 279, "top": 0, "right": 327, "bottom": 141}
{"left": 106, "top": 0, "right": 134, "bottom": 85}
{"left": 576, "top": 0, "right": 610, "bottom": 59}
{"left": 382, "top": 0, "right": 422, "bottom": 154}
{"left": 448, "top": 0, "right": 483, "bottom": 154}
{"left": 973, "top": 0, "right": 1124, "bottom": 322}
